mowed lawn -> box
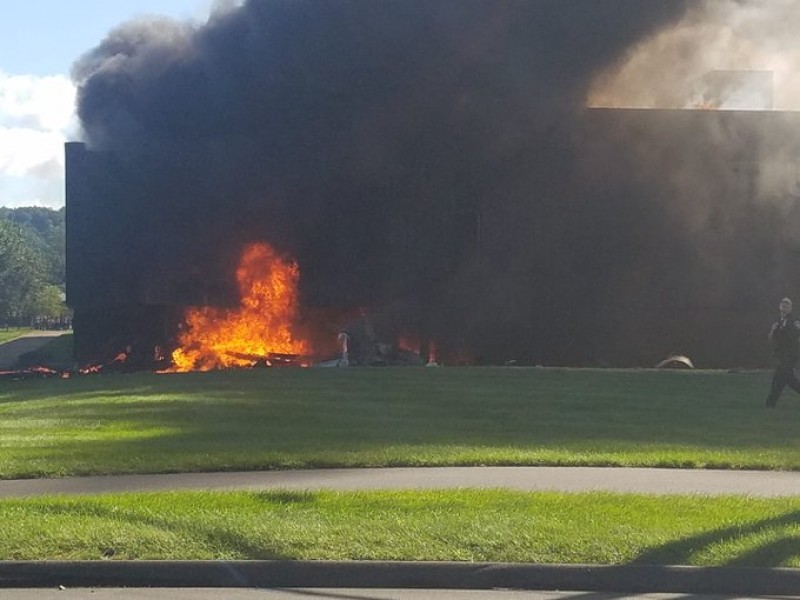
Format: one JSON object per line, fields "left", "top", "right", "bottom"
{"left": 5, "top": 366, "right": 800, "bottom": 567}
{"left": 5, "top": 489, "right": 800, "bottom": 567}
{"left": 0, "top": 366, "right": 793, "bottom": 479}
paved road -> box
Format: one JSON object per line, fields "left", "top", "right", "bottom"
{"left": 1, "top": 465, "right": 800, "bottom": 499}
{"left": 0, "top": 331, "right": 67, "bottom": 370}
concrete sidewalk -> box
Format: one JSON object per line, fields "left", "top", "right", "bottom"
{"left": 1, "top": 465, "right": 800, "bottom": 499}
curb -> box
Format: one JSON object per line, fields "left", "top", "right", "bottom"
{"left": 1, "top": 561, "right": 799, "bottom": 594}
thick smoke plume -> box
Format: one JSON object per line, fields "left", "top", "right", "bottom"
{"left": 70, "top": 0, "right": 800, "bottom": 367}
{"left": 590, "top": 0, "right": 800, "bottom": 110}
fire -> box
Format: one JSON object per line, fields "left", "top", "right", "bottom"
{"left": 397, "top": 335, "right": 421, "bottom": 354}
{"left": 427, "top": 341, "right": 438, "bottom": 366}
{"left": 689, "top": 99, "right": 721, "bottom": 110}
{"left": 170, "top": 242, "right": 309, "bottom": 372}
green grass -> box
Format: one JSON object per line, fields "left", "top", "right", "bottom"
{"left": 3, "top": 489, "right": 800, "bottom": 567}
{"left": 0, "top": 328, "right": 32, "bottom": 344}
{"left": 4, "top": 367, "right": 800, "bottom": 567}
{"left": 0, "top": 367, "right": 794, "bottom": 478}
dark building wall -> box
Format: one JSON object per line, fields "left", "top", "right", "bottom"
{"left": 65, "top": 142, "right": 177, "bottom": 363}
{"left": 407, "top": 108, "right": 800, "bottom": 367}
{"left": 576, "top": 109, "right": 800, "bottom": 367}
{"left": 65, "top": 108, "right": 800, "bottom": 369}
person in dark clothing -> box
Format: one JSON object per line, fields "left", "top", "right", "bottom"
{"left": 766, "top": 297, "right": 800, "bottom": 408}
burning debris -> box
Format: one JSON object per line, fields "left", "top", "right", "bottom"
{"left": 0, "top": 350, "right": 132, "bottom": 381}
{"left": 169, "top": 242, "right": 309, "bottom": 372}
{"left": 79, "top": 349, "right": 129, "bottom": 374}
{"left": 0, "top": 367, "right": 62, "bottom": 382}
{"left": 331, "top": 309, "right": 425, "bottom": 367}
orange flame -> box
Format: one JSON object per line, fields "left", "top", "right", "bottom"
{"left": 427, "top": 341, "right": 438, "bottom": 365}
{"left": 170, "top": 242, "right": 309, "bottom": 372}
{"left": 397, "top": 335, "right": 421, "bottom": 354}
{"left": 690, "top": 99, "right": 721, "bottom": 110}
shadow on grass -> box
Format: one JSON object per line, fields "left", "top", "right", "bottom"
{"left": 633, "top": 509, "right": 800, "bottom": 568}
{"left": 18, "top": 494, "right": 298, "bottom": 560}
{"left": 0, "top": 367, "right": 797, "bottom": 476}
{"left": 543, "top": 513, "right": 800, "bottom": 599}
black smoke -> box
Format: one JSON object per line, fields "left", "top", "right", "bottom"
{"left": 72, "top": 0, "right": 797, "bottom": 367}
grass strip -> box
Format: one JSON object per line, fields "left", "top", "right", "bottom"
{"left": 0, "top": 367, "right": 794, "bottom": 478}
{"left": 0, "top": 328, "right": 32, "bottom": 345}
{"left": 1, "top": 489, "right": 800, "bottom": 567}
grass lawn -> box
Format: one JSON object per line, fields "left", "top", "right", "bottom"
{"left": 0, "top": 328, "right": 32, "bottom": 345}
{"left": 0, "top": 367, "right": 792, "bottom": 478}
{"left": 3, "top": 366, "right": 800, "bottom": 567}
{"left": 3, "top": 489, "right": 800, "bottom": 567}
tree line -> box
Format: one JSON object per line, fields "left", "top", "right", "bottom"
{"left": 0, "top": 207, "right": 68, "bottom": 328}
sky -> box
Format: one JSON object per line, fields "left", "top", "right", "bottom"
{"left": 0, "top": 0, "right": 219, "bottom": 209}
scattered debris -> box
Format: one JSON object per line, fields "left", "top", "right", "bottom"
{"left": 655, "top": 354, "right": 694, "bottom": 369}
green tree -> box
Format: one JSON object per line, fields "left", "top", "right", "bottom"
{"left": 33, "top": 285, "right": 69, "bottom": 319}
{"left": 0, "top": 219, "right": 47, "bottom": 325}
{"left": 0, "top": 207, "right": 65, "bottom": 287}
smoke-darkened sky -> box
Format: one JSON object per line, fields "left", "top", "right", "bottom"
{"left": 69, "top": 0, "right": 800, "bottom": 367}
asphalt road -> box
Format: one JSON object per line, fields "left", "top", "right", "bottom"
{"left": 0, "top": 331, "right": 66, "bottom": 370}
{"left": 2, "top": 589, "right": 795, "bottom": 599}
